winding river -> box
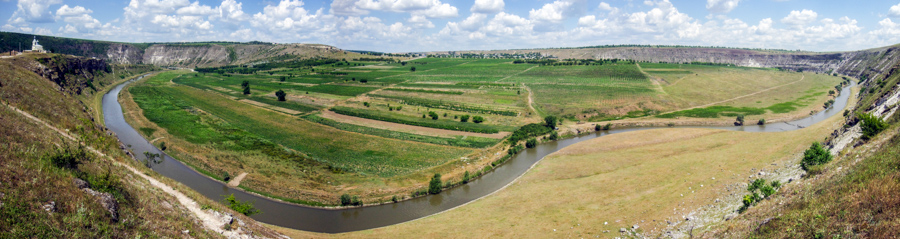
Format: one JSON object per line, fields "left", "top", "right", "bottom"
{"left": 102, "top": 76, "right": 854, "bottom": 233}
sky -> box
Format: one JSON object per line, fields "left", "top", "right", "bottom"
{"left": 2, "top": 0, "right": 900, "bottom": 52}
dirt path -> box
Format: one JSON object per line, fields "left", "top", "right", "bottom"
{"left": 3, "top": 103, "right": 260, "bottom": 238}
{"left": 320, "top": 110, "right": 510, "bottom": 139}
{"left": 495, "top": 65, "right": 538, "bottom": 82}
{"left": 636, "top": 63, "right": 668, "bottom": 95}
{"left": 149, "top": 137, "right": 165, "bottom": 143}
{"left": 524, "top": 84, "right": 538, "bottom": 115}
{"left": 227, "top": 172, "right": 249, "bottom": 187}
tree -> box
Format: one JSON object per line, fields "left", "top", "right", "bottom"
{"left": 801, "top": 142, "right": 832, "bottom": 170}
{"left": 735, "top": 114, "right": 745, "bottom": 126}
{"left": 460, "top": 114, "right": 470, "bottom": 122}
{"left": 223, "top": 194, "right": 259, "bottom": 216}
{"left": 429, "top": 111, "right": 439, "bottom": 120}
{"left": 757, "top": 118, "right": 766, "bottom": 125}
{"left": 340, "top": 194, "right": 352, "bottom": 206}
{"left": 525, "top": 138, "right": 538, "bottom": 148}
{"left": 241, "top": 80, "right": 249, "bottom": 88}
{"left": 602, "top": 123, "right": 611, "bottom": 130}
{"left": 544, "top": 115, "right": 558, "bottom": 128}
{"left": 410, "top": 66, "right": 416, "bottom": 72}
{"left": 428, "top": 173, "right": 442, "bottom": 194}
{"left": 859, "top": 112, "right": 888, "bottom": 140}
{"left": 472, "top": 116, "right": 484, "bottom": 123}
{"left": 243, "top": 86, "right": 250, "bottom": 95}
{"left": 595, "top": 124, "right": 602, "bottom": 131}
{"left": 275, "top": 90, "right": 286, "bottom": 101}
{"left": 548, "top": 131, "right": 559, "bottom": 140}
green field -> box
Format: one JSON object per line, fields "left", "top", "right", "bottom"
{"left": 124, "top": 57, "right": 844, "bottom": 205}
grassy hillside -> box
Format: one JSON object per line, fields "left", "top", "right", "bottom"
{"left": 0, "top": 54, "right": 279, "bottom": 237}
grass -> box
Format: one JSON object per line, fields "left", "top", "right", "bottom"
{"left": 331, "top": 106, "right": 508, "bottom": 133}
{"left": 302, "top": 113, "right": 499, "bottom": 148}
{"left": 275, "top": 99, "right": 847, "bottom": 237}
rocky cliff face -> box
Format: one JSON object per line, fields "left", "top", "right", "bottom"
{"left": 105, "top": 44, "right": 143, "bottom": 65}
{"left": 141, "top": 45, "right": 231, "bottom": 66}
{"left": 25, "top": 54, "right": 110, "bottom": 95}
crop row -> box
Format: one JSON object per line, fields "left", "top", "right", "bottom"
{"left": 302, "top": 114, "right": 499, "bottom": 148}
{"left": 370, "top": 94, "right": 518, "bottom": 116}
{"left": 330, "top": 106, "right": 503, "bottom": 133}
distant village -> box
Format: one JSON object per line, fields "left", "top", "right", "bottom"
{"left": 3, "top": 36, "right": 49, "bottom": 57}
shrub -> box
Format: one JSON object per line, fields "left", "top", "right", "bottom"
{"left": 748, "top": 179, "right": 766, "bottom": 192}
{"left": 525, "top": 138, "right": 538, "bottom": 148}
{"left": 279, "top": 76, "right": 286, "bottom": 82}
{"left": 340, "top": 194, "right": 352, "bottom": 206}
{"left": 275, "top": 90, "right": 286, "bottom": 101}
{"left": 544, "top": 116, "right": 558, "bottom": 128}
{"left": 351, "top": 196, "right": 362, "bottom": 206}
{"left": 429, "top": 111, "right": 439, "bottom": 120}
{"left": 757, "top": 118, "right": 766, "bottom": 125}
{"left": 429, "top": 173, "right": 442, "bottom": 194}
{"left": 761, "top": 185, "right": 776, "bottom": 198}
{"left": 460, "top": 115, "right": 470, "bottom": 122}
{"left": 801, "top": 142, "right": 832, "bottom": 171}
{"left": 222, "top": 194, "right": 259, "bottom": 216}
{"left": 595, "top": 124, "right": 602, "bottom": 131}
{"left": 859, "top": 112, "right": 888, "bottom": 140}
{"left": 602, "top": 123, "right": 611, "bottom": 130}
{"left": 391, "top": 195, "right": 399, "bottom": 203}
{"left": 223, "top": 172, "right": 231, "bottom": 182}
{"left": 472, "top": 116, "right": 484, "bottom": 123}
{"left": 46, "top": 144, "right": 90, "bottom": 169}
{"left": 548, "top": 131, "right": 559, "bottom": 140}
{"left": 462, "top": 171, "right": 471, "bottom": 184}
{"left": 736, "top": 114, "right": 745, "bottom": 125}
{"left": 410, "top": 67, "right": 416, "bottom": 72}
{"left": 242, "top": 86, "right": 250, "bottom": 95}
{"left": 159, "top": 141, "right": 167, "bottom": 151}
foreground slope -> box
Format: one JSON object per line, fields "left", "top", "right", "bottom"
{"left": 0, "top": 53, "right": 281, "bottom": 238}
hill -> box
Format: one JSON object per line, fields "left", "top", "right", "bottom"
{"left": 0, "top": 53, "right": 282, "bottom": 238}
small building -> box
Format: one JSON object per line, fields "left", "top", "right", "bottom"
{"left": 27, "top": 36, "right": 48, "bottom": 53}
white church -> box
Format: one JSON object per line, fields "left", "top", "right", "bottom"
{"left": 28, "top": 36, "right": 48, "bottom": 53}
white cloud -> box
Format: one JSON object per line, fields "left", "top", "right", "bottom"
{"left": 408, "top": 15, "right": 434, "bottom": 28}
{"left": 529, "top": 0, "right": 574, "bottom": 23}
{"left": 471, "top": 0, "right": 503, "bottom": 14}
{"left": 331, "top": 0, "right": 369, "bottom": 16}
{"left": 782, "top": 9, "right": 817, "bottom": 26}
{"left": 889, "top": 3, "right": 900, "bottom": 18}
{"left": 9, "top": 0, "right": 63, "bottom": 23}
{"left": 598, "top": 2, "right": 614, "bottom": 11}
{"left": 177, "top": 2, "right": 217, "bottom": 16}
{"left": 706, "top": 0, "right": 741, "bottom": 14}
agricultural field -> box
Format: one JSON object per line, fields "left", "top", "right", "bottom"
{"left": 123, "top": 56, "right": 845, "bottom": 205}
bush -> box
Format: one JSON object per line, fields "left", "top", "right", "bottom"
{"left": 429, "top": 111, "right": 439, "bottom": 120}
{"left": 340, "top": 194, "right": 352, "bottom": 206}
{"left": 859, "top": 112, "right": 888, "bottom": 140}
{"left": 410, "top": 66, "right": 416, "bottom": 72}
{"left": 736, "top": 114, "right": 745, "bottom": 125}
{"left": 223, "top": 172, "right": 231, "bottom": 182}
{"left": 242, "top": 86, "right": 250, "bottom": 95}
{"left": 275, "top": 89, "right": 286, "bottom": 101}
{"left": 222, "top": 194, "right": 259, "bottom": 216}
{"left": 462, "top": 171, "right": 471, "bottom": 184}
{"left": 595, "top": 124, "right": 602, "bottom": 131}
{"left": 472, "top": 116, "right": 484, "bottom": 123}
{"left": 508, "top": 123, "right": 552, "bottom": 143}
{"left": 46, "top": 144, "right": 90, "bottom": 169}
{"left": 602, "top": 123, "right": 611, "bottom": 130}
{"left": 460, "top": 114, "right": 470, "bottom": 122}
{"left": 548, "top": 131, "right": 559, "bottom": 140}
{"left": 391, "top": 195, "right": 399, "bottom": 203}
{"left": 525, "top": 138, "right": 538, "bottom": 148}
{"left": 544, "top": 116, "right": 558, "bottom": 128}
{"left": 429, "top": 173, "right": 442, "bottom": 194}
{"left": 801, "top": 142, "right": 832, "bottom": 171}
{"left": 757, "top": 119, "right": 766, "bottom": 125}
{"left": 748, "top": 178, "right": 766, "bottom": 192}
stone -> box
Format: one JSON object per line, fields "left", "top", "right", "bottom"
{"left": 42, "top": 201, "right": 56, "bottom": 213}
{"left": 619, "top": 228, "right": 626, "bottom": 233}
{"left": 73, "top": 178, "right": 90, "bottom": 189}
{"left": 632, "top": 225, "right": 639, "bottom": 230}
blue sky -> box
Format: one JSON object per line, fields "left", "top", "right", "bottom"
{"left": 2, "top": 0, "right": 900, "bottom": 52}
